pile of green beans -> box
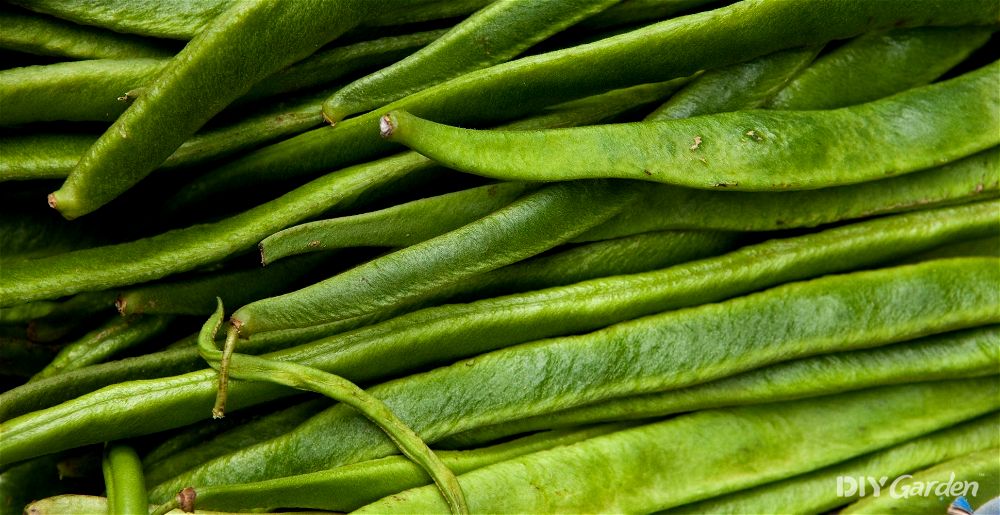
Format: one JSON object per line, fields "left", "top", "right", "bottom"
{"left": 1, "top": 1, "right": 997, "bottom": 514}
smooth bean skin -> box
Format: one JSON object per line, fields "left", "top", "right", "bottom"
{"left": 842, "top": 447, "right": 1000, "bottom": 514}
{"left": 646, "top": 46, "right": 819, "bottom": 121}
{"left": 0, "top": 135, "right": 95, "bottom": 182}
{"left": 381, "top": 62, "right": 1000, "bottom": 190}
{"left": 151, "top": 258, "right": 1000, "bottom": 496}
{"left": 578, "top": 146, "right": 999, "bottom": 240}
{"left": 103, "top": 445, "right": 147, "bottom": 515}
{"left": 440, "top": 326, "right": 1000, "bottom": 448}
{"left": 769, "top": 27, "right": 995, "bottom": 110}
{"left": 172, "top": 0, "right": 999, "bottom": 205}
{"left": 259, "top": 183, "right": 535, "bottom": 264}
{"left": 0, "top": 6, "right": 174, "bottom": 59}
{"left": 4, "top": 202, "right": 994, "bottom": 464}
{"left": 355, "top": 380, "right": 999, "bottom": 514}
{"left": 668, "top": 413, "right": 1000, "bottom": 515}
{"left": 323, "top": 0, "right": 620, "bottom": 122}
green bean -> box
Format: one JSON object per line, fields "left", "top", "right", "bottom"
{"left": 0, "top": 291, "right": 114, "bottom": 325}
{"left": 169, "top": 0, "right": 999, "bottom": 200}
{"left": 667, "top": 412, "right": 1000, "bottom": 515}
{"left": 362, "top": 0, "right": 492, "bottom": 28}
{"left": 165, "top": 424, "right": 629, "bottom": 513}
{"left": 323, "top": 0, "right": 620, "bottom": 122}
{"left": 116, "top": 253, "right": 329, "bottom": 316}
{"left": 769, "top": 27, "right": 995, "bottom": 110}
{"left": 0, "top": 337, "right": 58, "bottom": 378}
{"left": 576, "top": 0, "right": 715, "bottom": 30}
{"left": 23, "top": 495, "right": 326, "bottom": 515}
{"left": 195, "top": 301, "right": 467, "bottom": 514}
{"left": 4, "top": 202, "right": 994, "bottom": 463}
{"left": 902, "top": 234, "right": 1000, "bottom": 263}
{"left": 151, "top": 258, "right": 999, "bottom": 495}
{"left": 578, "top": 146, "right": 999, "bottom": 240}
{"left": 0, "top": 6, "right": 174, "bottom": 59}
{"left": 841, "top": 447, "right": 1000, "bottom": 514}
{"left": 103, "top": 445, "right": 147, "bottom": 515}
{"left": 381, "top": 62, "right": 999, "bottom": 189}
{"left": 0, "top": 134, "right": 95, "bottom": 182}
{"left": 439, "top": 326, "right": 1000, "bottom": 448}
{"left": 259, "top": 183, "right": 535, "bottom": 264}
{"left": 0, "top": 455, "right": 61, "bottom": 515}
{"left": 48, "top": 0, "right": 431, "bottom": 220}
{"left": 30, "top": 315, "right": 173, "bottom": 382}
{"left": 354, "top": 380, "right": 999, "bottom": 513}
{"left": 646, "top": 46, "right": 819, "bottom": 121}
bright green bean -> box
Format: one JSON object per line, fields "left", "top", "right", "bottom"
{"left": 667, "top": 413, "right": 1000, "bottom": 515}
{"left": 841, "top": 447, "right": 1000, "bottom": 514}
{"left": 0, "top": 134, "right": 94, "bottom": 182}
{"left": 152, "top": 258, "right": 1000, "bottom": 495}
{"left": 323, "top": 0, "right": 620, "bottom": 122}
{"left": 259, "top": 183, "right": 535, "bottom": 264}
{"left": 29, "top": 314, "right": 172, "bottom": 382}
{"left": 578, "top": 146, "right": 999, "bottom": 240}
{"left": 355, "top": 380, "right": 999, "bottom": 513}
{"left": 169, "top": 0, "right": 999, "bottom": 205}
{"left": 103, "top": 445, "right": 147, "bottom": 515}
{"left": 646, "top": 46, "right": 819, "bottom": 121}
{"left": 440, "top": 326, "right": 1000, "bottom": 448}
{"left": 4, "top": 202, "right": 994, "bottom": 464}
{"left": 769, "top": 27, "right": 995, "bottom": 110}
{"left": 0, "top": 5, "right": 174, "bottom": 59}
{"left": 381, "top": 62, "right": 999, "bottom": 189}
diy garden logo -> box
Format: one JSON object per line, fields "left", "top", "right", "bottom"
{"left": 836, "top": 473, "right": 980, "bottom": 499}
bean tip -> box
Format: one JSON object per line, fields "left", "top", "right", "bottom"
{"left": 258, "top": 242, "right": 268, "bottom": 267}
{"left": 114, "top": 295, "right": 128, "bottom": 315}
{"left": 46, "top": 193, "right": 58, "bottom": 209}
{"left": 178, "top": 486, "right": 196, "bottom": 513}
{"left": 379, "top": 112, "right": 398, "bottom": 139}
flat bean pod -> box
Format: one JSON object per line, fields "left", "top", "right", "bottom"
{"left": 152, "top": 258, "right": 1000, "bottom": 495}
{"left": 381, "top": 62, "right": 1000, "bottom": 190}
{"left": 841, "top": 447, "right": 1000, "bottom": 514}
{"left": 29, "top": 314, "right": 173, "bottom": 382}
{"left": 577, "top": 146, "right": 999, "bottom": 240}
{"left": 323, "top": 0, "right": 620, "bottom": 122}
{"left": 354, "top": 380, "right": 999, "bottom": 513}
{"left": 102, "top": 445, "right": 147, "bottom": 515}
{"left": 769, "top": 27, "right": 995, "bottom": 110}
{"left": 0, "top": 6, "right": 175, "bottom": 59}
{"left": 173, "top": 0, "right": 999, "bottom": 205}
{"left": 440, "top": 326, "right": 1000, "bottom": 448}
{"left": 668, "top": 413, "right": 1000, "bottom": 515}
{"left": 4, "top": 202, "right": 994, "bottom": 461}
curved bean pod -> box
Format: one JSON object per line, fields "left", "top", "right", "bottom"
{"left": 381, "top": 61, "right": 1000, "bottom": 189}
{"left": 103, "top": 445, "right": 147, "bottom": 515}
{"left": 152, "top": 258, "right": 1000, "bottom": 495}
{"left": 355, "top": 380, "right": 999, "bottom": 513}
{"left": 841, "top": 447, "right": 1000, "bottom": 514}
{"left": 440, "top": 326, "right": 1000, "bottom": 448}
{"left": 259, "top": 183, "right": 535, "bottom": 265}
{"left": 646, "top": 46, "right": 819, "bottom": 121}
{"left": 323, "top": 0, "right": 620, "bottom": 122}
{"left": 578, "top": 146, "right": 999, "bottom": 240}
{"left": 49, "top": 0, "right": 427, "bottom": 219}
{"left": 29, "top": 314, "right": 173, "bottom": 382}
{"left": 769, "top": 27, "right": 995, "bottom": 110}
{"left": 0, "top": 6, "right": 175, "bottom": 59}
{"left": 668, "top": 413, "right": 1000, "bottom": 515}
{"left": 3, "top": 201, "right": 994, "bottom": 463}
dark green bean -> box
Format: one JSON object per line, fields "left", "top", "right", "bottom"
{"left": 0, "top": 211, "right": 111, "bottom": 260}
{"left": 576, "top": 0, "right": 716, "bottom": 30}
{"left": 769, "top": 27, "right": 995, "bottom": 110}
{"left": 440, "top": 326, "right": 1000, "bottom": 448}
{"left": 380, "top": 62, "right": 999, "bottom": 189}
{"left": 103, "top": 445, "right": 147, "bottom": 515}
{"left": 901, "top": 234, "right": 1000, "bottom": 263}
{"left": 0, "top": 455, "right": 61, "bottom": 515}
{"left": 0, "top": 291, "right": 114, "bottom": 325}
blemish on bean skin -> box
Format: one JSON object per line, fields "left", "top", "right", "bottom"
{"left": 690, "top": 136, "right": 703, "bottom": 150}
{"left": 712, "top": 181, "right": 736, "bottom": 188}
{"left": 642, "top": 169, "right": 652, "bottom": 176}
{"left": 745, "top": 130, "right": 764, "bottom": 142}
{"left": 308, "top": 240, "right": 321, "bottom": 248}
{"left": 178, "top": 487, "right": 196, "bottom": 513}
{"left": 975, "top": 183, "right": 984, "bottom": 193}
{"left": 774, "top": 219, "right": 785, "bottom": 226}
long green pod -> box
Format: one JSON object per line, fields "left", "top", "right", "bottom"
{"left": 0, "top": 291, "right": 114, "bottom": 325}
{"left": 258, "top": 183, "right": 535, "bottom": 265}
{"left": 769, "top": 27, "right": 995, "bottom": 110}
{"left": 48, "top": 0, "right": 425, "bottom": 219}
{"left": 3, "top": 202, "right": 995, "bottom": 462}
{"left": 440, "top": 326, "right": 1000, "bottom": 448}
{"left": 902, "top": 234, "right": 1000, "bottom": 263}
{"left": 646, "top": 46, "right": 819, "bottom": 121}
{"left": 24, "top": 495, "right": 329, "bottom": 515}
{"left": 577, "top": 0, "right": 715, "bottom": 29}
{"left": 381, "top": 62, "right": 1000, "bottom": 190}
{"left": 151, "top": 258, "right": 1000, "bottom": 495}
{"left": 103, "top": 445, "right": 147, "bottom": 515}
{"left": 323, "top": 0, "right": 620, "bottom": 122}
{"left": 29, "top": 315, "right": 173, "bottom": 382}
{"left": 578, "top": 147, "right": 999, "bottom": 241}
{"left": 232, "top": 180, "right": 638, "bottom": 336}
{"left": 841, "top": 448, "right": 1000, "bottom": 514}
{"left": 167, "top": 425, "right": 629, "bottom": 513}
{"left": 667, "top": 413, "right": 1000, "bottom": 515}
{"left": 168, "top": 0, "right": 1000, "bottom": 200}
{"left": 354, "top": 380, "right": 1000, "bottom": 514}
{"left": 0, "top": 134, "right": 96, "bottom": 182}
{"left": 0, "top": 6, "right": 174, "bottom": 59}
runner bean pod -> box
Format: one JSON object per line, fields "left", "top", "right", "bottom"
{"left": 102, "top": 445, "right": 147, "bottom": 515}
